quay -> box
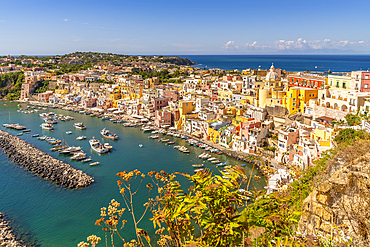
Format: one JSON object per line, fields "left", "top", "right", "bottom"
{"left": 0, "top": 212, "right": 25, "bottom": 247}
{"left": 0, "top": 130, "right": 94, "bottom": 188}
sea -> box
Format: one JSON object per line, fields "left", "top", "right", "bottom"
{"left": 180, "top": 54, "right": 370, "bottom": 72}
{"left": 0, "top": 102, "right": 264, "bottom": 247}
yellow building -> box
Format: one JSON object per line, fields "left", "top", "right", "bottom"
{"left": 328, "top": 75, "right": 351, "bottom": 91}
{"left": 310, "top": 127, "right": 332, "bottom": 146}
{"left": 110, "top": 89, "right": 121, "bottom": 101}
{"left": 208, "top": 127, "right": 221, "bottom": 144}
{"left": 217, "top": 90, "right": 233, "bottom": 101}
{"left": 175, "top": 101, "right": 196, "bottom": 130}
{"left": 55, "top": 89, "right": 69, "bottom": 94}
{"left": 45, "top": 73, "right": 56, "bottom": 80}
{"left": 283, "top": 87, "right": 318, "bottom": 115}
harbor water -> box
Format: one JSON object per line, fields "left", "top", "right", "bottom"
{"left": 0, "top": 102, "right": 264, "bottom": 246}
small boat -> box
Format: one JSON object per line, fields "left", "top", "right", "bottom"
{"left": 66, "top": 131, "right": 72, "bottom": 135}
{"left": 49, "top": 140, "right": 61, "bottom": 145}
{"left": 148, "top": 135, "right": 159, "bottom": 139}
{"left": 104, "top": 143, "right": 113, "bottom": 151}
{"left": 139, "top": 144, "right": 143, "bottom": 148}
{"left": 17, "top": 133, "right": 23, "bottom": 136}
{"left": 76, "top": 136, "right": 86, "bottom": 140}
{"left": 211, "top": 160, "right": 221, "bottom": 164}
{"left": 73, "top": 122, "right": 87, "bottom": 130}
{"left": 192, "top": 164, "right": 204, "bottom": 168}
{"left": 37, "top": 135, "right": 47, "bottom": 140}
{"left": 32, "top": 134, "right": 39, "bottom": 137}
{"left": 89, "top": 137, "right": 109, "bottom": 154}
{"left": 23, "top": 129, "right": 31, "bottom": 132}
{"left": 167, "top": 141, "right": 175, "bottom": 145}
{"left": 100, "top": 128, "right": 118, "bottom": 140}
{"left": 82, "top": 157, "right": 92, "bottom": 163}
{"left": 40, "top": 123, "right": 54, "bottom": 130}
{"left": 216, "top": 162, "right": 226, "bottom": 167}
{"left": 194, "top": 168, "right": 204, "bottom": 173}
{"left": 160, "top": 139, "right": 169, "bottom": 142}
{"left": 70, "top": 152, "right": 86, "bottom": 160}
{"left": 89, "top": 161, "right": 100, "bottom": 166}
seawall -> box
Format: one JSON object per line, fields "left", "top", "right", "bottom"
{"left": 0, "top": 213, "right": 25, "bottom": 247}
{"left": 0, "top": 130, "right": 94, "bottom": 188}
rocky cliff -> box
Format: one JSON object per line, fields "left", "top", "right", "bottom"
{"left": 298, "top": 141, "right": 370, "bottom": 244}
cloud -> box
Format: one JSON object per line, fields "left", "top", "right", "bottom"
{"left": 64, "top": 19, "right": 68, "bottom": 21}
{"left": 222, "top": 38, "right": 370, "bottom": 53}
{"left": 0, "top": 20, "right": 5, "bottom": 23}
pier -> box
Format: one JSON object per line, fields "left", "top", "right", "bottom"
{"left": 0, "top": 130, "right": 94, "bottom": 188}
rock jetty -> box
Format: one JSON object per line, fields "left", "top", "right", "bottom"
{"left": 0, "top": 130, "right": 94, "bottom": 188}
{"left": 0, "top": 213, "right": 25, "bottom": 247}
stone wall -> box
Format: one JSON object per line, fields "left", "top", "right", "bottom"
{"left": 0, "top": 213, "right": 25, "bottom": 247}
{"left": 309, "top": 104, "right": 348, "bottom": 120}
{"left": 298, "top": 146, "right": 370, "bottom": 242}
{"left": 0, "top": 130, "right": 94, "bottom": 188}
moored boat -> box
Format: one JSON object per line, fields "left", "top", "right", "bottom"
{"left": 32, "top": 134, "right": 39, "bottom": 137}
{"left": 76, "top": 136, "right": 87, "bottom": 140}
{"left": 73, "top": 122, "right": 87, "bottom": 130}
{"left": 89, "top": 137, "right": 109, "bottom": 154}
{"left": 100, "top": 128, "right": 118, "bottom": 140}
{"left": 40, "top": 123, "right": 54, "bottom": 130}
{"left": 89, "top": 161, "right": 100, "bottom": 166}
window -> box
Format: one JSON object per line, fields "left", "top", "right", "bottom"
{"left": 336, "top": 81, "right": 339, "bottom": 87}
{"left": 293, "top": 103, "right": 296, "bottom": 106}
{"left": 365, "top": 84, "right": 369, "bottom": 89}
{"left": 292, "top": 108, "right": 295, "bottom": 110}
{"left": 366, "top": 75, "right": 369, "bottom": 79}
{"left": 343, "top": 83, "right": 346, "bottom": 88}
{"left": 309, "top": 94, "right": 311, "bottom": 97}
{"left": 293, "top": 98, "right": 296, "bottom": 101}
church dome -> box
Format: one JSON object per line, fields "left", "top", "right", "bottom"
{"left": 265, "top": 63, "right": 280, "bottom": 81}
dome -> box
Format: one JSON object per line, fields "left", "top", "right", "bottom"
{"left": 265, "top": 63, "right": 280, "bottom": 81}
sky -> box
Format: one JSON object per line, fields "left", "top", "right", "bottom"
{"left": 1, "top": 0, "right": 370, "bottom": 55}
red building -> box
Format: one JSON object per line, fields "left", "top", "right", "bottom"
{"left": 361, "top": 71, "right": 370, "bottom": 92}
{"left": 287, "top": 74, "right": 325, "bottom": 89}
{"left": 163, "top": 89, "right": 179, "bottom": 101}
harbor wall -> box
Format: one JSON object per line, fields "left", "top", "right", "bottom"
{"left": 0, "top": 212, "right": 25, "bottom": 247}
{"left": 0, "top": 130, "right": 94, "bottom": 188}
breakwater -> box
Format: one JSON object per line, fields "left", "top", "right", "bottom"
{"left": 0, "top": 130, "right": 94, "bottom": 188}
{"left": 0, "top": 213, "right": 24, "bottom": 247}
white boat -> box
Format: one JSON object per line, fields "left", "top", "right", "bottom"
{"left": 70, "top": 152, "right": 86, "bottom": 160}
{"left": 89, "top": 137, "right": 109, "bottom": 154}
{"left": 100, "top": 128, "right": 118, "bottom": 140}
{"left": 40, "top": 123, "right": 54, "bottom": 130}
{"left": 89, "top": 161, "right": 100, "bottom": 166}
{"left": 59, "top": 146, "right": 82, "bottom": 154}
{"left": 66, "top": 131, "right": 72, "bottom": 135}
{"left": 76, "top": 136, "right": 86, "bottom": 140}
{"left": 81, "top": 157, "right": 92, "bottom": 163}
{"left": 73, "top": 122, "right": 87, "bottom": 130}
{"left": 139, "top": 144, "right": 143, "bottom": 148}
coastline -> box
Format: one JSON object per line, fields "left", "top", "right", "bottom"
{"left": 21, "top": 100, "right": 271, "bottom": 177}
{"left": 0, "top": 212, "right": 25, "bottom": 247}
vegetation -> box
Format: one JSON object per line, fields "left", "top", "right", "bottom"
{"left": 345, "top": 113, "right": 362, "bottom": 126}
{"left": 334, "top": 128, "right": 369, "bottom": 145}
{"left": 0, "top": 72, "right": 24, "bottom": 99}
{"left": 35, "top": 80, "right": 50, "bottom": 94}
{"left": 78, "top": 152, "right": 357, "bottom": 247}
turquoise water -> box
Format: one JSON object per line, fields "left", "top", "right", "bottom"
{"left": 181, "top": 55, "right": 370, "bottom": 72}
{"left": 0, "top": 102, "right": 264, "bottom": 246}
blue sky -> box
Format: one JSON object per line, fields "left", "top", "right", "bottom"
{"left": 1, "top": 0, "right": 370, "bottom": 55}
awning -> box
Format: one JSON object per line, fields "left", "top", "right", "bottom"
{"left": 192, "top": 132, "right": 201, "bottom": 137}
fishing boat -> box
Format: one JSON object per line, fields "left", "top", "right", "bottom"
{"left": 73, "top": 122, "right": 87, "bottom": 130}
{"left": 89, "top": 161, "right": 100, "bottom": 166}
{"left": 104, "top": 143, "right": 113, "bottom": 151}
{"left": 81, "top": 157, "right": 92, "bottom": 163}
{"left": 66, "top": 131, "right": 72, "bottom": 135}
{"left": 100, "top": 128, "right": 118, "bottom": 140}
{"left": 76, "top": 136, "right": 87, "bottom": 140}
{"left": 32, "top": 134, "right": 39, "bottom": 137}
{"left": 89, "top": 137, "right": 109, "bottom": 154}
{"left": 40, "top": 123, "right": 54, "bottom": 130}
{"left": 58, "top": 146, "right": 82, "bottom": 154}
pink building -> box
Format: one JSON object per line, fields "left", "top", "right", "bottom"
{"left": 155, "top": 110, "right": 173, "bottom": 127}
{"left": 82, "top": 98, "right": 97, "bottom": 108}
{"left": 151, "top": 97, "right": 170, "bottom": 111}
{"left": 163, "top": 89, "right": 179, "bottom": 101}
{"left": 38, "top": 91, "right": 53, "bottom": 102}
